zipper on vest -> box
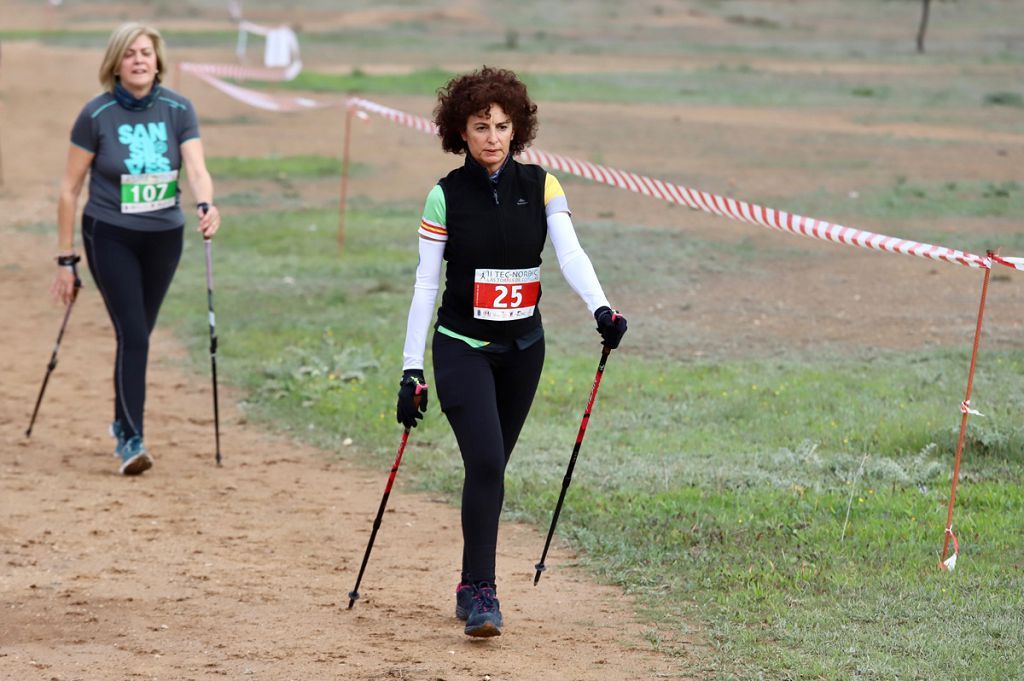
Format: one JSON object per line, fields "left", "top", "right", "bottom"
{"left": 493, "top": 185, "right": 510, "bottom": 267}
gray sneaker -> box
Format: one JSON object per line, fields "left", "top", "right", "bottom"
{"left": 117, "top": 435, "right": 153, "bottom": 476}
{"left": 464, "top": 585, "right": 502, "bottom": 637}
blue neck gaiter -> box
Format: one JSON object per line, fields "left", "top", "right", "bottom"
{"left": 114, "top": 80, "right": 161, "bottom": 111}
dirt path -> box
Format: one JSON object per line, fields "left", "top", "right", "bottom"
{"left": 0, "top": 32, "right": 701, "bottom": 681}
{"left": 0, "top": 231, "right": 700, "bottom": 680}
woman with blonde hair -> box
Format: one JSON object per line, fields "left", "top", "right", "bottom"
{"left": 52, "top": 23, "right": 220, "bottom": 475}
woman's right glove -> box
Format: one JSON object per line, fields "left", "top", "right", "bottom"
{"left": 396, "top": 369, "right": 429, "bottom": 429}
{"left": 594, "top": 306, "right": 628, "bottom": 349}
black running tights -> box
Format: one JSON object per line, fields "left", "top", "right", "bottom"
{"left": 82, "top": 216, "right": 183, "bottom": 440}
{"left": 432, "top": 331, "right": 545, "bottom": 584}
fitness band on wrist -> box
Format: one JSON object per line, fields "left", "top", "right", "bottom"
{"left": 56, "top": 254, "right": 81, "bottom": 267}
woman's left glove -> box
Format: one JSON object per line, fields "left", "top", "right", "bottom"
{"left": 594, "top": 306, "right": 628, "bottom": 349}
{"left": 396, "top": 369, "right": 429, "bottom": 429}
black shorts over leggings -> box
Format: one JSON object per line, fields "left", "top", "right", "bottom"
{"left": 83, "top": 215, "right": 183, "bottom": 440}
{"left": 432, "top": 331, "right": 545, "bottom": 584}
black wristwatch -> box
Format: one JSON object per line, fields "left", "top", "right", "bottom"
{"left": 197, "top": 202, "right": 211, "bottom": 215}
{"left": 56, "top": 254, "right": 81, "bottom": 267}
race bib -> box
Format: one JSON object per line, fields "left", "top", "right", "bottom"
{"left": 120, "top": 170, "right": 178, "bottom": 213}
{"left": 473, "top": 267, "right": 540, "bottom": 321}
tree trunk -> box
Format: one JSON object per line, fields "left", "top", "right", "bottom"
{"left": 916, "top": 0, "right": 932, "bottom": 53}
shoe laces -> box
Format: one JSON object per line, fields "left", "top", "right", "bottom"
{"left": 122, "top": 435, "right": 146, "bottom": 458}
{"left": 474, "top": 586, "right": 498, "bottom": 613}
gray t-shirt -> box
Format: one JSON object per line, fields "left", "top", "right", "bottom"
{"left": 71, "top": 87, "right": 199, "bottom": 231}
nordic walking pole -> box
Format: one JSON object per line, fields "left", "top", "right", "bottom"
{"left": 203, "top": 229, "right": 222, "bottom": 466}
{"left": 26, "top": 256, "right": 82, "bottom": 437}
{"left": 348, "top": 393, "right": 422, "bottom": 609}
{"left": 535, "top": 344, "right": 612, "bottom": 585}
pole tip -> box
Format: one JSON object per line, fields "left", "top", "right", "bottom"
{"left": 347, "top": 591, "right": 359, "bottom": 609}
{"left": 533, "top": 563, "right": 546, "bottom": 585}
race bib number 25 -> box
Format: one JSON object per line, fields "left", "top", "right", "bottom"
{"left": 120, "top": 170, "right": 178, "bottom": 214}
{"left": 473, "top": 267, "right": 541, "bottom": 321}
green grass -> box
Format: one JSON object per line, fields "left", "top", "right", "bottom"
{"left": 160, "top": 199, "right": 1024, "bottom": 679}
{"left": 274, "top": 67, "right": 455, "bottom": 96}
{"left": 771, "top": 179, "right": 1024, "bottom": 237}
{"left": 205, "top": 154, "right": 345, "bottom": 180}
{"left": 264, "top": 66, "right": 1021, "bottom": 111}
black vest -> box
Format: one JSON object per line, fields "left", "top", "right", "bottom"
{"left": 436, "top": 156, "right": 549, "bottom": 343}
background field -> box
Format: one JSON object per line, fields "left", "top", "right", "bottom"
{"left": 2, "top": 1, "right": 1023, "bottom": 679}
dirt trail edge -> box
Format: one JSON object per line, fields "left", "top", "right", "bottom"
{"left": 0, "top": 235, "right": 702, "bottom": 681}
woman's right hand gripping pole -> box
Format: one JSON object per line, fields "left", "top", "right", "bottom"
{"left": 396, "top": 369, "right": 429, "bottom": 429}
{"left": 594, "top": 306, "right": 628, "bottom": 349}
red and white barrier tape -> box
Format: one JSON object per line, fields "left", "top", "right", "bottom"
{"left": 179, "top": 62, "right": 296, "bottom": 82}
{"left": 990, "top": 254, "right": 1024, "bottom": 271}
{"left": 189, "top": 71, "right": 335, "bottom": 112}
{"left": 960, "top": 400, "right": 984, "bottom": 416}
{"left": 187, "top": 71, "right": 1017, "bottom": 271}
{"left": 346, "top": 96, "right": 439, "bottom": 136}
{"left": 345, "top": 97, "right": 992, "bottom": 270}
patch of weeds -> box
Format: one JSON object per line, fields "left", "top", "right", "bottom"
{"left": 726, "top": 15, "right": 781, "bottom": 29}
{"left": 983, "top": 91, "right": 1024, "bottom": 108}
{"left": 851, "top": 85, "right": 889, "bottom": 99}
{"left": 981, "top": 181, "right": 1019, "bottom": 199}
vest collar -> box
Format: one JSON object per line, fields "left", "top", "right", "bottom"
{"left": 464, "top": 153, "right": 512, "bottom": 180}
{"left": 464, "top": 153, "right": 514, "bottom": 190}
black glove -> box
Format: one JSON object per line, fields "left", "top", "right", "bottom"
{"left": 594, "top": 306, "right": 627, "bottom": 349}
{"left": 396, "top": 369, "right": 429, "bottom": 429}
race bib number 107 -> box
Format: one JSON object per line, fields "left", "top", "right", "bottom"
{"left": 120, "top": 170, "right": 178, "bottom": 214}
{"left": 473, "top": 267, "right": 541, "bottom": 321}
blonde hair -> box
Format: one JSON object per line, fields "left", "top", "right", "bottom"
{"left": 98, "top": 23, "right": 167, "bottom": 92}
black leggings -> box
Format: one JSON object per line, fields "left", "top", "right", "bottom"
{"left": 432, "top": 331, "right": 545, "bottom": 584}
{"left": 82, "top": 216, "right": 183, "bottom": 440}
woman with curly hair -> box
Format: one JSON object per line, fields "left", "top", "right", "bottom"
{"left": 396, "top": 66, "right": 627, "bottom": 637}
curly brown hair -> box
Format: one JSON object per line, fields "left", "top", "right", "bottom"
{"left": 434, "top": 66, "right": 538, "bottom": 156}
